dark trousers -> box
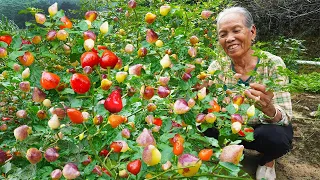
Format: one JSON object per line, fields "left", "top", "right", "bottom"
{"left": 203, "top": 124, "right": 293, "bottom": 165}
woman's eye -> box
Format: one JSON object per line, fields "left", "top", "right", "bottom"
{"left": 219, "top": 34, "right": 226, "bottom": 38}
{"left": 234, "top": 29, "right": 241, "bottom": 33}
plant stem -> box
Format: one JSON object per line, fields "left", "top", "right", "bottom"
{"left": 88, "top": 137, "right": 114, "bottom": 177}
{"left": 93, "top": 123, "right": 108, "bottom": 137}
{"left": 148, "top": 164, "right": 195, "bottom": 180}
{"left": 172, "top": 173, "right": 252, "bottom": 180}
{"left": 127, "top": 108, "right": 143, "bottom": 118}
{"left": 211, "top": 163, "right": 220, "bottom": 172}
{"left": 103, "top": 148, "right": 113, "bottom": 165}
{"left": 107, "top": 67, "right": 111, "bottom": 78}
{"left": 76, "top": 96, "right": 92, "bottom": 99}
{"left": 133, "top": 9, "right": 140, "bottom": 49}
{"left": 1, "top": 84, "right": 23, "bottom": 102}
{"left": 91, "top": 88, "right": 95, "bottom": 117}
{"left": 184, "top": 11, "right": 189, "bottom": 35}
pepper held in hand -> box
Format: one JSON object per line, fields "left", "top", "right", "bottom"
{"left": 104, "top": 89, "right": 123, "bottom": 113}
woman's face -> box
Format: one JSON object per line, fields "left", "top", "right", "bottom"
{"left": 217, "top": 13, "right": 256, "bottom": 59}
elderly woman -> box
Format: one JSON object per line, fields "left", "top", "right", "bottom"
{"left": 205, "top": 7, "right": 294, "bottom": 180}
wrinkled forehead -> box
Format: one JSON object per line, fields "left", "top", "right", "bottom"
{"left": 217, "top": 12, "right": 246, "bottom": 29}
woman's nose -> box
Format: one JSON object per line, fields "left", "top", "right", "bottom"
{"left": 226, "top": 35, "right": 235, "bottom": 43}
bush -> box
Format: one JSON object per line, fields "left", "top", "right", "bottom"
{"left": 235, "top": 0, "right": 320, "bottom": 59}
{"left": 235, "top": 0, "right": 320, "bottom": 38}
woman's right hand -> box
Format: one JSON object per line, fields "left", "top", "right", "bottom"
{"left": 244, "top": 83, "right": 281, "bottom": 122}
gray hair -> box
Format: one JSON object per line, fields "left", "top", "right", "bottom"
{"left": 216, "top": 7, "right": 254, "bottom": 28}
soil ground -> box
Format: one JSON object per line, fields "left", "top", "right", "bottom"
{"left": 242, "top": 92, "right": 320, "bottom": 180}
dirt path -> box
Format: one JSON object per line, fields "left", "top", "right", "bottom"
{"left": 276, "top": 93, "right": 320, "bottom": 180}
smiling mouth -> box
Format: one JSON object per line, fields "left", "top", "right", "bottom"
{"left": 228, "top": 44, "right": 238, "bottom": 50}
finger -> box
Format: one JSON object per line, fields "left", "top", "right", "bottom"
{"left": 244, "top": 89, "right": 258, "bottom": 101}
{"left": 250, "top": 88, "right": 274, "bottom": 105}
{"left": 249, "top": 83, "right": 266, "bottom": 93}
{"left": 265, "top": 90, "right": 274, "bottom": 99}
{"left": 244, "top": 89, "right": 267, "bottom": 107}
{"left": 247, "top": 88, "right": 262, "bottom": 97}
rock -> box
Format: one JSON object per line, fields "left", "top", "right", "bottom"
{"left": 303, "top": 106, "right": 310, "bottom": 111}
{"left": 309, "top": 111, "right": 318, "bottom": 117}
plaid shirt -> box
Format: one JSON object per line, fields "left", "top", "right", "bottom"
{"left": 209, "top": 51, "right": 292, "bottom": 126}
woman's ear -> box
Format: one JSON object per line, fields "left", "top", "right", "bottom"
{"left": 251, "top": 25, "right": 257, "bottom": 38}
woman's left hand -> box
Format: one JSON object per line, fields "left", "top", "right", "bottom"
{"left": 244, "top": 83, "right": 277, "bottom": 117}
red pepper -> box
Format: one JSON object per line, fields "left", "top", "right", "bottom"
{"left": 127, "top": 159, "right": 141, "bottom": 175}
{"left": 67, "top": 108, "right": 84, "bottom": 124}
{"left": 97, "top": 45, "right": 108, "bottom": 50}
{"left": 238, "top": 130, "right": 245, "bottom": 137}
{"left": 21, "top": 39, "right": 31, "bottom": 45}
{"left": 70, "top": 73, "right": 91, "bottom": 94}
{"left": 0, "top": 35, "right": 12, "bottom": 46}
{"left": 104, "top": 89, "right": 123, "bottom": 113}
{"left": 244, "top": 127, "right": 254, "bottom": 133}
{"left": 110, "top": 141, "right": 123, "bottom": 153}
{"left": 100, "top": 50, "right": 119, "bottom": 69}
{"left": 102, "top": 167, "right": 112, "bottom": 177}
{"left": 2, "top": 117, "right": 11, "bottom": 121}
{"left": 59, "top": 16, "right": 72, "bottom": 29}
{"left": 173, "top": 141, "right": 184, "bottom": 156}
{"left": 40, "top": 72, "right": 60, "bottom": 90}
{"left": 153, "top": 118, "right": 162, "bottom": 126}
{"left": 99, "top": 149, "right": 109, "bottom": 157}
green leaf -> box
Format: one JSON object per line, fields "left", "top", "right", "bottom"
{"left": 175, "top": 27, "right": 185, "bottom": 35}
{"left": 159, "top": 133, "right": 175, "bottom": 142}
{"left": 11, "top": 36, "right": 22, "bottom": 50}
{"left": 199, "top": 123, "right": 209, "bottom": 132}
{"left": 0, "top": 41, "right": 8, "bottom": 48}
{"left": 78, "top": 20, "right": 89, "bottom": 31}
{"left": 1, "top": 82, "right": 14, "bottom": 90}
{"left": 43, "top": 22, "right": 53, "bottom": 27}
{"left": 226, "top": 104, "right": 236, "bottom": 115}
{"left": 178, "top": 80, "right": 190, "bottom": 90}
{"left": 96, "top": 104, "right": 108, "bottom": 117}
{"left": 84, "top": 160, "right": 97, "bottom": 175}
{"left": 32, "top": 125, "right": 46, "bottom": 132}
{"left": 162, "top": 118, "right": 173, "bottom": 132}
{"left": 230, "top": 140, "right": 242, "bottom": 145}
{"left": 6, "top": 61, "right": 15, "bottom": 70}
{"left": 219, "top": 162, "right": 240, "bottom": 176}
{"left": 36, "top": 166, "right": 53, "bottom": 178}
{"left": 8, "top": 51, "right": 25, "bottom": 60}
{"left": 245, "top": 132, "right": 254, "bottom": 141}
{"left": 60, "top": 88, "right": 75, "bottom": 95}
{"left": 158, "top": 144, "right": 174, "bottom": 163}
{"left": 1, "top": 162, "right": 12, "bottom": 174}
{"left": 205, "top": 137, "right": 219, "bottom": 147}
{"left": 181, "top": 111, "right": 195, "bottom": 125}
{"left": 70, "top": 98, "right": 83, "bottom": 108}
{"left": 18, "top": 9, "right": 29, "bottom": 14}
{"left": 55, "top": 10, "right": 65, "bottom": 18}
{"left": 25, "top": 22, "right": 32, "bottom": 27}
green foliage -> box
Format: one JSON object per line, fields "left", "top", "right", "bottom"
{"left": 0, "top": 0, "right": 80, "bottom": 28}
{"left": 255, "top": 36, "right": 306, "bottom": 71}
{"left": 0, "top": 14, "right": 19, "bottom": 33}
{"left": 255, "top": 36, "right": 320, "bottom": 93}
{"left": 278, "top": 67, "right": 320, "bottom": 93}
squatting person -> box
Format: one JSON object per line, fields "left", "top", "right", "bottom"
{"left": 204, "top": 6, "right": 294, "bottom": 180}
